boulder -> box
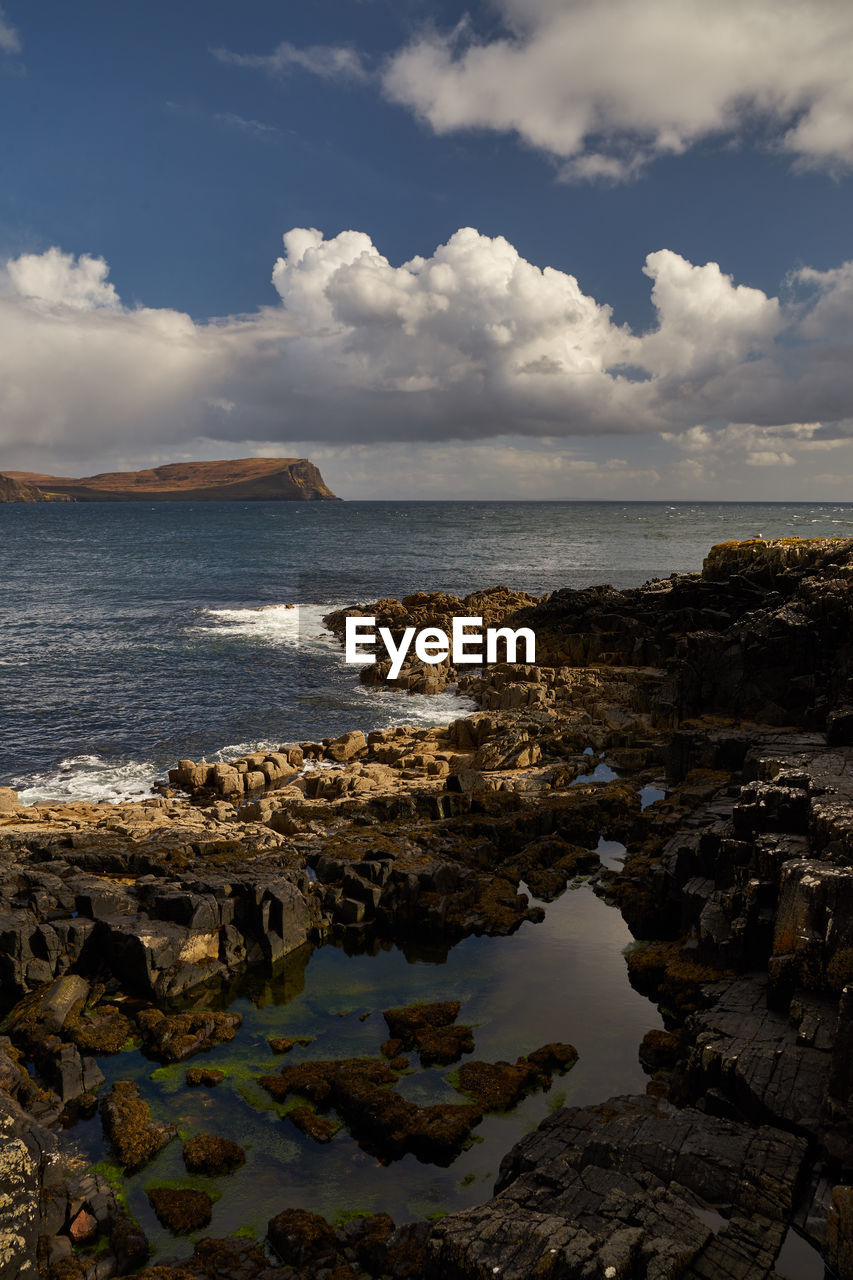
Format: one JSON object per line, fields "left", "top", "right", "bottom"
{"left": 182, "top": 1132, "right": 246, "bottom": 1175}
{"left": 325, "top": 730, "right": 366, "bottom": 762}
{"left": 147, "top": 1186, "right": 213, "bottom": 1234}
{"left": 0, "top": 787, "right": 20, "bottom": 813}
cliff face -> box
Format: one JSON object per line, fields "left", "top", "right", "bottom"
{"left": 3, "top": 457, "right": 339, "bottom": 502}
{"left": 0, "top": 473, "right": 72, "bottom": 502}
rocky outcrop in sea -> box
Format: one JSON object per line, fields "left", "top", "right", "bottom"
{"left": 3, "top": 537, "right": 853, "bottom": 1278}
{"left": 0, "top": 457, "right": 338, "bottom": 502}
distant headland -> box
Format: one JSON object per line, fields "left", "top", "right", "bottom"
{"left": 0, "top": 457, "right": 339, "bottom": 502}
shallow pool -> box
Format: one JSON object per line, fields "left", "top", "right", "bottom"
{"left": 69, "top": 882, "right": 661, "bottom": 1259}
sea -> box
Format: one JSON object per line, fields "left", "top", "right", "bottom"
{"left": 2, "top": 499, "right": 852, "bottom": 803}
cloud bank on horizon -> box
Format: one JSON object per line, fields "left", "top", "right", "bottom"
{"left": 1, "top": 226, "right": 852, "bottom": 496}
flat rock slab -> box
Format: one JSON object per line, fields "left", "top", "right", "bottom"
{"left": 424, "top": 1094, "right": 808, "bottom": 1280}
{"left": 688, "top": 976, "right": 834, "bottom": 1135}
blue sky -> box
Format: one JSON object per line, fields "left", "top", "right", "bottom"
{"left": 2, "top": 0, "right": 853, "bottom": 497}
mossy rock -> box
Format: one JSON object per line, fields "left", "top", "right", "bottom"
{"left": 185, "top": 1067, "right": 225, "bottom": 1088}
{"left": 100, "top": 1080, "right": 176, "bottom": 1173}
{"left": 137, "top": 1008, "right": 241, "bottom": 1064}
{"left": 288, "top": 1105, "right": 340, "bottom": 1143}
{"left": 267, "top": 1208, "right": 338, "bottom": 1268}
{"left": 67, "top": 1005, "right": 135, "bottom": 1055}
{"left": 269, "top": 1035, "right": 314, "bottom": 1054}
{"left": 626, "top": 940, "right": 731, "bottom": 1015}
{"left": 147, "top": 1186, "right": 212, "bottom": 1234}
{"left": 182, "top": 1132, "right": 246, "bottom": 1175}
{"left": 382, "top": 1002, "right": 474, "bottom": 1066}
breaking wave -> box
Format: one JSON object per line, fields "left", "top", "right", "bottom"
{"left": 13, "top": 755, "right": 159, "bottom": 805}
{"left": 193, "top": 603, "right": 337, "bottom": 648}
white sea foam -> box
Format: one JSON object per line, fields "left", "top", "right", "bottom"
{"left": 11, "top": 609, "right": 475, "bottom": 805}
{"left": 207, "top": 739, "right": 287, "bottom": 762}
{"left": 13, "top": 755, "right": 159, "bottom": 806}
{"left": 194, "top": 603, "right": 337, "bottom": 648}
{"left": 354, "top": 684, "right": 477, "bottom": 729}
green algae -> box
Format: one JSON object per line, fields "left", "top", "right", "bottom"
{"left": 332, "top": 1208, "right": 374, "bottom": 1227}
{"left": 68, "top": 882, "right": 661, "bottom": 1262}
{"left": 87, "top": 1161, "right": 132, "bottom": 1216}
{"left": 229, "top": 1224, "right": 259, "bottom": 1240}
{"left": 149, "top": 1063, "right": 186, "bottom": 1088}
{"left": 142, "top": 1176, "right": 223, "bottom": 1205}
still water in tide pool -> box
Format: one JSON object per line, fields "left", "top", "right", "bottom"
{"left": 70, "top": 881, "right": 658, "bottom": 1259}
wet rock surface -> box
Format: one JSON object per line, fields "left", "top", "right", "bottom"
{"left": 8, "top": 537, "right": 853, "bottom": 1276}
{"left": 425, "top": 1095, "right": 808, "bottom": 1280}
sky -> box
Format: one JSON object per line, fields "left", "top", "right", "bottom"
{"left": 1, "top": 0, "right": 853, "bottom": 499}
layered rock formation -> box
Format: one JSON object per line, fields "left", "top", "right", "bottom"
{"left": 6, "top": 537, "right": 853, "bottom": 1278}
{"left": 3, "top": 457, "right": 339, "bottom": 501}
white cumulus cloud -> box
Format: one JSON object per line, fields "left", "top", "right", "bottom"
{"left": 7, "top": 247, "right": 121, "bottom": 312}
{"left": 378, "top": 0, "right": 853, "bottom": 179}
{"left": 2, "top": 227, "right": 853, "bottom": 494}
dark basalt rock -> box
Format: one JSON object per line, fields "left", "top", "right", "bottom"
{"left": 638, "top": 1027, "right": 683, "bottom": 1073}
{"left": 423, "top": 1095, "right": 808, "bottom": 1280}
{"left": 147, "top": 1186, "right": 213, "bottom": 1233}
{"left": 109, "top": 1207, "right": 150, "bottom": 1273}
{"left": 15, "top": 537, "right": 853, "bottom": 1277}
{"left": 267, "top": 1207, "right": 339, "bottom": 1268}
{"left": 1, "top": 974, "right": 106, "bottom": 1103}
{"left": 134, "top": 1236, "right": 269, "bottom": 1280}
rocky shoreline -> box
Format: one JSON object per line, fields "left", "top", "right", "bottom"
{"left": 3, "top": 536, "right": 853, "bottom": 1278}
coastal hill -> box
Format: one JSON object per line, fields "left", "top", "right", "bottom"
{"left": 0, "top": 473, "right": 73, "bottom": 502}
{"left": 2, "top": 457, "right": 339, "bottom": 502}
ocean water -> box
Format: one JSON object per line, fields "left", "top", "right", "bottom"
{"left": 2, "top": 499, "right": 852, "bottom": 801}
